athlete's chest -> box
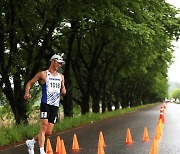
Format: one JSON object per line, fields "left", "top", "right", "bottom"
{"left": 46, "top": 74, "right": 61, "bottom": 92}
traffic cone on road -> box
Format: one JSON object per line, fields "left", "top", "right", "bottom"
{"left": 61, "top": 139, "right": 67, "bottom": 154}
{"left": 97, "top": 144, "right": 105, "bottom": 154}
{"left": 160, "top": 107, "right": 165, "bottom": 114}
{"left": 56, "top": 136, "right": 61, "bottom": 154}
{"left": 158, "top": 123, "right": 162, "bottom": 136}
{"left": 158, "top": 119, "right": 163, "bottom": 132}
{"left": 125, "top": 128, "right": 133, "bottom": 144}
{"left": 150, "top": 139, "right": 158, "bottom": 154}
{"left": 159, "top": 109, "right": 165, "bottom": 123}
{"left": 142, "top": 127, "right": 150, "bottom": 142}
{"left": 163, "top": 103, "right": 166, "bottom": 109}
{"left": 98, "top": 131, "right": 106, "bottom": 147}
{"left": 72, "top": 134, "right": 80, "bottom": 150}
{"left": 46, "top": 138, "right": 53, "bottom": 154}
{"left": 154, "top": 125, "right": 160, "bottom": 140}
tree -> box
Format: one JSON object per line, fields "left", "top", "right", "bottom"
{"left": 0, "top": 0, "right": 179, "bottom": 124}
{"left": 171, "top": 89, "right": 180, "bottom": 99}
{"left": 0, "top": 0, "right": 65, "bottom": 124}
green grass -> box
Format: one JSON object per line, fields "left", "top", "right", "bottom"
{"left": 0, "top": 103, "right": 157, "bottom": 147}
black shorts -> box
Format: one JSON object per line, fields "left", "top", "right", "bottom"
{"left": 40, "top": 103, "right": 59, "bottom": 124}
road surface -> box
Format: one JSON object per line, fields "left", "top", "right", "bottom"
{"left": 1, "top": 103, "right": 180, "bottom": 154}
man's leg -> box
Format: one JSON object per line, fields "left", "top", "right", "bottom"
{"left": 38, "top": 122, "right": 54, "bottom": 154}
{"left": 38, "top": 119, "right": 48, "bottom": 154}
{"left": 45, "top": 122, "right": 55, "bottom": 136}
{"left": 26, "top": 121, "right": 54, "bottom": 154}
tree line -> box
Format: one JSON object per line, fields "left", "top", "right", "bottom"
{"left": 0, "top": 0, "right": 180, "bottom": 124}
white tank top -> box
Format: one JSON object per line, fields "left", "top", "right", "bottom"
{"left": 41, "top": 70, "right": 62, "bottom": 107}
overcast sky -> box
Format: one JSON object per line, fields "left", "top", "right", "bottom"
{"left": 166, "top": 0, "right": 180, "bottom": 83}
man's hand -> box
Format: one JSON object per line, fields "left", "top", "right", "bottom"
{"left": 61, "top": 88, "right": 66, "bottom": 96}
{"left": 24, "top": 93, "right": 32, "bottom": 99}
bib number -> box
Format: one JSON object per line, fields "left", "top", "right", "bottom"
{"left": 48, "top": 80, "right": 61, "bottom": 92}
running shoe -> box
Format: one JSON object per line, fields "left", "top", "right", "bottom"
{"left": 26, "top": 140, "right": 34, "bottom": 154}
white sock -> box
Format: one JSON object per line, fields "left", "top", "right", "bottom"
{"left": 40, "top": 147, "right": 45, "bottom": 154}
{"left": 31, "top": 138, "right": 36, "bottom": 144}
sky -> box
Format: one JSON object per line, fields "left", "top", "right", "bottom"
{"left": 168, "top": 41, "right": 180, "bottom": 83}
{"left": 165, "top": 0, "right": 180, "bottom": 83}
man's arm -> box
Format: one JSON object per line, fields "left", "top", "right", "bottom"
{"left": 24, "top": 72, "right": 43, "bottom": 99}
{"left": 61, "top": 74, "right": 66, "bottom": 96}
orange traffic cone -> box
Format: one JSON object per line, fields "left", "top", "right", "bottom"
{"left": 164, "top": 103, "right": 166, "bottom": 109}
{"left": 159, "top": 112, "right": 165, "bottom": 123}
{"left": 72, "top": 134, "right": 80, "bottom": 150}
{"left": 154, "top": 125, "right": 160, "bottom": 140}
{"left": 98, "top": 131, "right": 106, "bottom": 147}
{"left": 160, "top": 105, "right": 164, "bottom": 109}
{"left": 162, "top": 103, "right": 166, "bottom": 109}
{"left": 97, "top": 144, "right": 105, "bottom": 154}
{"left": 61, "top": 139, "right": 67, "bottom": 154}
{"left": 56, "top": 136, "right": 61, "bottom": 154}
{"left": 160, "top": 107, "right": 165, "bottom": 114}
{"left": 125, "top": 128, "right": 133, "bottom": 144}
{"left": 46, "top": 138, "right": 53, "bottom": 154}
{"left": 158, "top": 119, "right": 163, "bottom": 132}
{"left": 158, "top": 123, "right": 162, "bottom": 137}
{"left": 142, "top": 127, "right": 150, "bottom": 142}
{"left": 150, "top": 139, "right": 158, "bottom": 154}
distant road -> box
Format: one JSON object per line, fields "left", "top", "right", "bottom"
{"left": 1, "top": 103, "right": 179, "bottom": 154}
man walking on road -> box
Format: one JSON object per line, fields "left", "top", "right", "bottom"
{"left": 24, "top": 54, "right": 66, "bottom": 154}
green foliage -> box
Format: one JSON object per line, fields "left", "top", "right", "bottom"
{"left": 0, "top": 123, "right": 39, "bottom": 146}
{"left": 0, "top": 0, "right": 180, "bottom": 122}
{"left": 0, "top": 104, "right": 14, "bottom": 122}
{"left": 171, "top": 88, "right": 180, "bottom": 99}
{"left": 0, "top": 89, "right": 7, "bottom": 106}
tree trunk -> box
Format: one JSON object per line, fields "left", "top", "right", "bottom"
{"left": 63, "top": 88, "right": 73, "bottom": 117}
{"left": 63, "top": 50, "right": 73, "bottom": 117}
{"left": 81, "top": 91, "right": 90, "bottom": 114}
{"left": 107, "top": 101, "right": 112, "bottom": 111}
{"left": 92, "top": 90, "right": 100, "bottom": 113}
{"left": 101, "top": 98, "right": 106, "bottom": 113}
{"left": 114, "top": 100, "right": 120, "bottom": 110}
{"left": 3, "top": 80, "right": 28, "bottom": 125}
{"left": 63, "top": 20, "right": 78, "bottom": 117}
{"left": 121, "top": 98, "right": 128, "bottom": 108}
{"left": 14, "top": 95, "right": 28, "bottom": 124}
{"left": 92, "top": 99, "right": 100, "bottom": 113}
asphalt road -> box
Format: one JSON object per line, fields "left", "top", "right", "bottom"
{"left": 159, "top": 103, "right": 180, "bottom": 154}
{"left": 1, "top": 103, "right": 179, "bottom": 154}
